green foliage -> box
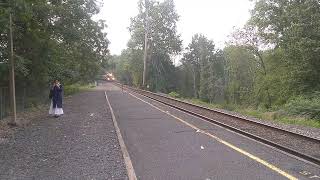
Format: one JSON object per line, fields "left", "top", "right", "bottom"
{"left": 223, "top": 46, "right": 256, "bottom": 105}
{"left": 285, "top": 92, "right": 320, "bottom": 120}
{"left": 168, "top": 91, "right": 180, "bottom": 98}
{"left": 176, "top": 64, "right": 194, "bottom": 97}
{"left": 250, "top": 0, "right": 320, "bottom": 94}
{"left": 112, "top": 0, "right": 320, "bottom": 124}
{"left": 64, "top": 84, "right": 94, "bottom": 96}
{"left": 183, "top": 97, "right": 320, "bottom": 128}
{"left": 180, "top": 34, "right": 227, "bottom": 103}
{"left": 0, "top": 0, "right": 109, "bottom": 86}
{"left": 114, "top": 50, "right": 136, "bottom": 86}
{"left": 64, "top": 84, "right": 81, "bottom": 96}
{"left": 117, "top": 0, "right": 181, "bottom": 92}
{"left": 0, "top": 0, "right": 109, "bottom": 118}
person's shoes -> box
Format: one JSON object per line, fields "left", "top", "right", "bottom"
{"left": 54, "top": 115, "right": 59, "bottom": 118}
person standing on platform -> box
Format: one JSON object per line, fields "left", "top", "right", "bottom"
{"left": 49, "top": 80, "right": 64, "bottom": 118}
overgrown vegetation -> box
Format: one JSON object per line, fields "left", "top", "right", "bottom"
{"left": 64, "top": 83, "right": 96, "bottom": 96}
{"left": 168, "top": 91, "right": 180, "bottom": 98}
{"left": 0, "top": 0, "right": 109, "bottom": 111}
{"left": 115, "top": 0, "right": 320, "bottom": 127}
{"left": 1, "top": 0, "right": 109, "bottom": 84}
{"left": 285, "top": 92, "right": 320, "bottom": 120}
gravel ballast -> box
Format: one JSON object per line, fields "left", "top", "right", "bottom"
{"left": 0, "top": 89, "right": 128, "bottom": 179}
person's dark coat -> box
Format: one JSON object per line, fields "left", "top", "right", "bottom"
{"left": 52, "top": 85, "right": 63, "bottom": 108}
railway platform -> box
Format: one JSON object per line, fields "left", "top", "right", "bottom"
{"left": 105, "top": 83, "right": 319, "bottom": 180}
{"left": 0, "top": 82, "right": 319, "bottom": 180}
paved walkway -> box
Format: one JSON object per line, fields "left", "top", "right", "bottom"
{"left": 0, "top": 89, "right": 128, "bottom": 179}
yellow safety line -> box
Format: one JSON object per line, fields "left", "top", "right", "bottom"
{"left": 128, "top": 92, "right": 298, "bottom": 180}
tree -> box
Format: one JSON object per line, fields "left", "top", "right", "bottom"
{"left": 230, "top": 26, "right": 272, "bottom": 108}
{"left": 181, "top": 34, "right": 203, "bottom": 98}
{"left": 176, "top": 64, "right": 194, "bottom": 97}
{"left": 249, "top": 0, "right": 320, "bottom": 95}
{"left": 0, "top": 0, "right": 109, "bottom": 84}
{"left": 115, "top": 51, "right": 133, "bottom": 86}
{"left": 181, "top": 34, "right": 226, "bottom": 102}
{"left": 0, "top": 0, "right": 109, "bottom": 108}
{"left": 127, "top": 0, "right": 182, "bottom": 92}
{"left": 205, "top": 50, "right": 226, "bottom": 103}
{"left": 223, "top": 45, "right": 256, "bottom": 105}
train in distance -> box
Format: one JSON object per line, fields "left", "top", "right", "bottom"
{"left": 105, "top": 72, "right": 115, "bottom": 81}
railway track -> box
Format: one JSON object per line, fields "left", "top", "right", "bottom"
{"left": 115, "top": 83, "right": 320, "bottom": 166}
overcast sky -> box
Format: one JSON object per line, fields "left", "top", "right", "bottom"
{"left": 96, "top": 0, "right": 253, "bottom": 55}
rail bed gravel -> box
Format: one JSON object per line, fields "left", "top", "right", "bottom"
{"left": 158, "top": 93, "right": 320, "bottom": 140}
{"left": 182, "top": 100, "right": 320, "bottom": 141}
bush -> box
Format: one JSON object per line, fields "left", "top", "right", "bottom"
{"left": 64, "top": 83, "right": 95, "bottom": 96}
{"left": 285, "top": 93, "right": 320, "bottom": 119}
{"left": 220, "top": 103, "right": 237, "bottom": 111}
{"left": 168, "top": 91, "right": 180, "bottom": 98}
{"left": 64, "top": 84, "right": 81, "bottom": 96}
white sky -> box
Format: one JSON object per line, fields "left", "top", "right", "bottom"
{"left": 96, "top": 0, "right": 253, "bottom": 55}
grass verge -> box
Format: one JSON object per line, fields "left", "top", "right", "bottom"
{"left": 64, "top": 83, "right": 96, "bottom": 96}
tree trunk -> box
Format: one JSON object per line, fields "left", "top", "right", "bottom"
{"left": 255, "top": 50, "right": 272, "bottom": 108}
{"left": 192, "top": 67, "right": 197, "bottom": 98}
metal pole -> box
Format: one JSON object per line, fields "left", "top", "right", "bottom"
{"left": 142, "top": 0, "right": 149, "bottom": 87}
{"left": 9, "top": 13, "right": 17, "bottom": 126}
{"left": 0, "top": 88, "right": 3, "bottom": 120}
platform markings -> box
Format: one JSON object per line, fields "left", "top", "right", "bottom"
{"left": 300, "top": 170, "right": 320, "bottom": 179}
{"left": 127, "top": 92, "right": 298, "bottom": 180}
{"left": 105, "top": 91, "right": 137, "bottom": 180}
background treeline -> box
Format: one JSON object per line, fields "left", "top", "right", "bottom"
{"left": 114, "top": 0, "right": 320, "bottom": 120}
{"left": 0, "top": 0, "right": 109, "bottom": 109}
